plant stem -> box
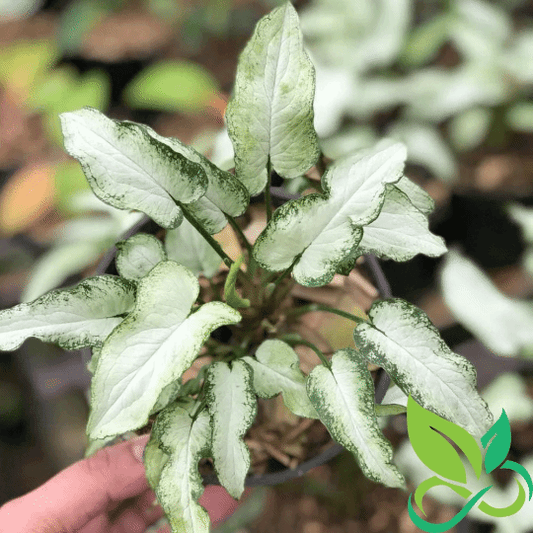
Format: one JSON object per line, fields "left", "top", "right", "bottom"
{"left": 283, "top": 336, "right": 331, "bottom": 368}
{"left": 316, "top": 150, "right": 327, "bottom": 177}
{"left": 179, "top": 203, "right": 233, "bottom": 268}
{"left": 265, "top": 158, "right": 273, "bottom": 222}
{"left": 285, "top": 303, "right": 368, "bottom": 323}
{"left": 227, "top": 216, "right": 253, "bottom": 256}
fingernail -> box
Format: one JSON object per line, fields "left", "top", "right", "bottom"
{"left": 132, "top": 436, "right": 148, "bottom": 462}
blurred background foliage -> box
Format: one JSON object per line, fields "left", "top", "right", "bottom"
{"left": 1, "top": 0, "right": 533, "bottom": 532}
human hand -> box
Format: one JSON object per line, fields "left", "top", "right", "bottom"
{"left": 0, "top": 434, "right": 243, "bottom": 533}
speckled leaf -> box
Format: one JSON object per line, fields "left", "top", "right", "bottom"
{"left": 152, "top": 402, "right": 212, "bottom": 533}
{"left": 87, "top": 261, "right": 241, "bottom": 439}
{"left": 137, "top": 123, "right": 250, "bottom": 234}
{"left": 164, "top": 218, "right": 222, "bottom": 278}
{"left": 150, "top": 378, "right": 183, "bottom": 416}
{"left": 253, "top": 141, "right": 406, "bottom": 286}
{"left": 144, "top": 430, "right": 170, "bottom": 491}
{"left": 440, "top": 250, "right": 533, "bottom": 356}
{"left": 307, "top": 349, "right": 405, "bottom": 488}
{"left": 225, "top": 2, "right": 319, "bottom": 196}
{"left": 205, "top": 361, "right": 256, "bottom": 499}
{"left": 115, "top": 233, "right": 167, "bottom": 281}
{"left": 353, "top": 298, "right": 494, "bottom": 437}
{"left": 60, "top": 107, "right": 207, "bottom": 229}
{"left": 356, "top": 186, "right": 446, "bottom": 261}
{"left": 0, "top": 276, "right": 135, "bottom": 351}
{"left": 242, "top": 339, "right": 318, "bottom": 419}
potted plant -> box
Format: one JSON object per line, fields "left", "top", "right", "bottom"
{"left": 0, "top": 3, "right": 494, "bottom": 532}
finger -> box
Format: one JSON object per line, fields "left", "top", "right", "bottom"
{"left": 199, "top": 486, "right": 253, "bottom": 527}
{"left": 78, "top": 513, "right": 109, "bottom": 533}
{"left": 0, "top": 434, "right": 151, "bottom": 533}
{"left": 109, "top": 489, "right": 165, "bottom": 533}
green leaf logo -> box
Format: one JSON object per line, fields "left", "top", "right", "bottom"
{"left": 406, "top": 395, "right": 533, "bottom": 532}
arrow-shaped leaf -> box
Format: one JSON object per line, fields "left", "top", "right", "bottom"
{"left": 307, "top": 349, "right": 405, "bottom": 488}
{"left": 242, "top": 339, "right": 318, "bottom": 419}
{"left": 353, "top": 299, "right": 494, "bottom": 437}
{"left": 205, "top": 360, "right": 257, "bottom": 499}
{"left": 152, "top": 402, "right": 212, "bottom": 533}
{"left": 225, "top": 2, "right": 319, "bottom": 196}
{"left": 253, "top": 141, "right": 406, "bottom": 286}
{"left": 60, "top": 107, "right": 208, "bottom": 229}
{"left": 115, "top": 233, "right": 167, "bottom": 281}
{"left": 87, "top": 261, "right": 241, "bottom": 439}
{"left": 0, "top": 276, "right": 135, "bottom": 351}
{"left": 481, "top": 409, "right": 512, "bottom": 474}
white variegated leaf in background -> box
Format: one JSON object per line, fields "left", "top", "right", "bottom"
{"left": 0, "top": 276, "right": 135, "bottom": 351}
{"left": 243, "top": 339, "right": 318, "bottom": 419}
{"left": 115, "top": 233, "right": 167, "bottom": 281}
{"left": 205, "top": 360, "right": 256, "bottom": 499}
{"left": 150, "top": 378, "right": 183, "bottom": 416}
{"left": 164, "top": 218, "right": 222, "bottom": 278}
{"left": 440, "top": 250, "right": 533, "bottom": 357}
{"left": 225, "top": 2, "right": 319, "bottom": 196}
{"left": 136, "top": 123, "right": 249, "bottom": 234}
{"left": 60, "top": 107, "right": 208, "bottom": 229}
{"left": 356, "top": 186, "right": 446, "bottom": 261}
{"left": 353, "top": 298, "right": 494, "bottom": 437}
{"left": 253, "top": 141, "right": 406, "bottom": 286}
{"left": 87, "top": 261, "right": 241, "bottom": 439}
{"left": 152, "top": 402, "right": 211, "bottom": 533}
{"left": 307, "top": 349, "right": 405, "bottom": 488}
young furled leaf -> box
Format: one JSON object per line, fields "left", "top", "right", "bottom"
{"left": 242, "top": 339, "right": 318, "bottom": 419}
{"left": 205, "top": 360, "right": 256, "bottom": 499}
{"left": 0, "top": 276, "right": 135, "bottom": 351}
{"left": 356, "top": 186, "right": 446, "bottom": 261}
{"left": 60, "top": 107, "right": 208, "bottom": 229}
{"left": 253, "top": 141, "right": 406, "bottom": 286}
{"left": 307, "top": 349, "right": 405, "bottom": 488}
{"left": 353, "top": 298, "right": 494, "bottom": 437}
{"left": 115, "top": 233, "right": 167, "bottom": 281}
{"left": 225, "top": 2, "right": 319, "bottom": 196}
{"left": 87, "top": 261, "right": 241, "bottom": 439}
{"left": 164, "top": 218, "right": 222, "bottom": 278}
{"left": 135, "top": 123, "right": 250, "bottom": 234}
{"left": 152, "top": 402, "right": 212, "bottom": 533}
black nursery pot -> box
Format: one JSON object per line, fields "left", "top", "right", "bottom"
{"left": 84, "top": 189, "right": 395, "bottom": 488}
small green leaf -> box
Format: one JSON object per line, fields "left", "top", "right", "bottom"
{"left": 226, "top": 2, "right": 319, "bottom": 196}
{"left": 164, "top": 219, "right": 221, "bottom": 278}
{"left": 87, "top": 261, "right": 241, "bottom": 439}
{"left": 0, "top": 276, "right": 135, "bottom": 351}
{"left": 307, "top": 349, "right": 405, "bottom": 488}
{"left": 253, "top": 141, "right": 406, "bottom": 286}
{"left": 123, "top": 60, "right": 220, "bottom": 114}
{"left": 152, "top": 402, "right": 212, "bottom": 533}
{"left": 242, "top": 339, "right": 318, "bottom": 419}
{"left": 481, "top": 410, "right": 512, "bottom": 474}
{"left": 144, "top": 430, "right": 170, "bottom": 491}
{"left": 407, "top": 395, "right": 482, "bottom": 483}
{"left": 205, "top": 360, "right": 257, "bottom": 499}
{"left": 224, "top": 255, "right": 250, "bottom": 308}
{"left": 115, "top": 233, "right": 167, "bottom": 281}
{"left": 353, "top": 298, "right": 494, "bottom": 438}
{"left": 60, "top": 108, "right": 208, "bottom": 229}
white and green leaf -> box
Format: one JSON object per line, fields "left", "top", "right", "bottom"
{"left": 115, "top": 233, "right": 167, "bottom": 281}
{"left": 205, "top": 360, "right": 256, "bottom": 499}
{"left": 60, "top": 107, "right": 208, "bottom": 228}
{"left": 152, "top": 402, "right": 212, "bottom": 533}
{"left": 394, "top": 176, "right": 434, "bottom": 215}
{"left": 164, "top": 218, "right": 222, "bottom": 278}
{"left": 0, "top": 276, "right": 135, "bottom": 351}
{"left": 356, "top": 186, "right": 446, "bottom": 261}
{"left": 253, "top": 141, "right": 407, "bottom": 286}
{"left": 143, "top": 430, "right": 170, "bottom": 491}
{"left": 440, "top": 250, "right": 533, "bottom": 356}
{"left": 87, "top": 261, "right": 241, "bottom": 439}
{"left": 150, "top": 378, "right": 183, "bottom": 416}
{"left": 242, "top": 339, "right": 318, "bottom": 419}
{"left": 353, "top": 298, "right": 494, "bottom": 437}
{"left": 225, "top": 2, "right": 319, "bottom": 196}
{"left": 307, "top": 349, "right": 405, "bottom": 488}
{"left": 136, "top": 123, "right": 249, "bottom": 234}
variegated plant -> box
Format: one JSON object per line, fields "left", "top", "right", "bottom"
{"left": 0, "top": 3, "right": 494, "bottom": 533}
